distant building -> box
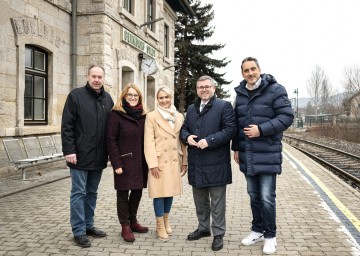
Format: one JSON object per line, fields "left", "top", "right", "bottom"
{"left": 343, "top": 90, "right": 360, "bottom": 118}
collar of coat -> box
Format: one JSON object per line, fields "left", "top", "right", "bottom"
{"left": 194, "top": 95, "right": 216, "bottom": 114}
{"left": 85, "top": 82, "right": 105, "bottom": 98}
{"left": 113, "top": 110, "right": 146, "bottom": 122}
{"left": 154, "top": 110, "right": 183, "bottom": 136}
{"left": 235, "top": 73, "right": 277, "bottom": 95}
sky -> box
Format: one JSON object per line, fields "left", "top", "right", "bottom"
{"left": 199, "top": 0, "right": 360, "bottom": 100}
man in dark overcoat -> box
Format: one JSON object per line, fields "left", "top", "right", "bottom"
{"left": 180, "top": 75, "right": 237, "bottom": 251}
{"left": 61, "top": 64, "right": 114, "bottom": 248}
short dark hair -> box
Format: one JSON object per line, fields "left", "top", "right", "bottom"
{"left": 241, "top": 57, "right": 260, "bottom": 71}
{"left": 88, "top": 64, "right": 105, "bottom": 75}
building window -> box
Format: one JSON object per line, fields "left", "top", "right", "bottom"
{"left": 147, "top": 0, "right": 154, "bottom": 31}
{"left": 164, "top": 24, "right": 169, "bottom": 58}
{"left": 24, "top": 46, "right": 48, "bottom": 124}
{"left": 123, "top": 0, "right": 132, "bottom": 13}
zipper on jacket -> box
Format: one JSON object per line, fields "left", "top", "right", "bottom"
{"left": 120, "top": 152, "right": 133, "bottom": 158}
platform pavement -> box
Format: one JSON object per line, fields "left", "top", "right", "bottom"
{"left": 0, "top": 144, "right": 359, "bottom": 255}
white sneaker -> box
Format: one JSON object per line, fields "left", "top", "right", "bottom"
{"left": 263, "top": 237, "right": 277, "bottom": 254}
{"left": 241, "top": 231, "right": 264, "bottom": 246}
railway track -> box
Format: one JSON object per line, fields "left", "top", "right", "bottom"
{"left": 283, "top": 134, "right": 360, "bottom": 189}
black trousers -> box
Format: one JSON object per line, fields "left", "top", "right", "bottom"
{"left": 117, "top": 189, "right": 143, "bottom": 225}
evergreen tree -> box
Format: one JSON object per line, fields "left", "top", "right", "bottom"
{"left": 174, "top": 0, "right": 231, "bottom": 113}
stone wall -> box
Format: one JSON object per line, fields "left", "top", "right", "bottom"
{"left": 0, "top": 0, "right": 71, "bottom": 138}
{"left": 0, "top": 0, "right": 180, "bottom": 178}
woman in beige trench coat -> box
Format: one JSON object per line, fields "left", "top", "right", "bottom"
{"left": 144, "top": 86, "right": 188, "bottom": 242}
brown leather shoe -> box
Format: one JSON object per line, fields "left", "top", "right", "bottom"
{"left": 130, "top": 220, "right": 149, "bottom": 233}
{"left": 121, "top": 224, "right": 135, "bottom": 242}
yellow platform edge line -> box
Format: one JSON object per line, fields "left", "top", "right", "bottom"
{"left": 284, "top": 148, "right": 360, "bottom": 232}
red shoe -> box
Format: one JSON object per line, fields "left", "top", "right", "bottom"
{"left": 130, "top": 221, "right": 149, "bottom": 233}
{"left": 121, "top": 224, "right": 135, "bottom": 242}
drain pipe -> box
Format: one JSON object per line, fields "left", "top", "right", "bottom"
{"left": 71, "top": 0, "right": 77, "bottom": 89}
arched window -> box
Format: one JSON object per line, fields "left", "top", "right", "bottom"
{"left": 24, "top": 45, "right": 48, "bottom": 124}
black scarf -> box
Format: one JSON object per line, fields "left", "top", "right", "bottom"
{"left": 122, "top": 98, "right": 143, "bottom": 120}
{"left": 85, "top": 82, "right": 104, "bottom": 98}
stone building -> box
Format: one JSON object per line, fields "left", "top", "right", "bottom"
{"left": 343, "top": 90, "right": 360, "bottom": 118}
{"left": 0, "top": 0, "right": 193, "bottom": 177}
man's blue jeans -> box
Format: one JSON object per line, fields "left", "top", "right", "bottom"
{"left": 245, "top": 174, "right": 277, "bottom": 238}
{"left": 70, "top": 168, "right": 103, "bottom": 237}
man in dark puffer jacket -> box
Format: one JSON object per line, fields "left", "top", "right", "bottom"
{"left": 232, "top": 57, "right": 294, "bottom": 254}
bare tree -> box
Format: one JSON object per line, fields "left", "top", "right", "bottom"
{"left": 305, "top": 101, "right": 315, "bottom": 115}
{"left": 307, "top": 65, "right": 332, "bottom": 116}
{"left": 319, "top": 78, "right": 333, "bottom": 113}
{"left": 342, "top": 65, "right": 360, "bottom": 93}
{"left": 328, "top": 90, "right": 346, "bottom": 115}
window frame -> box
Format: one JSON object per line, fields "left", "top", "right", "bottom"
{"left": 24, "top": 45, "right": 48, "bottom": 125}
{"left": 147, "top": 0, "right": 154, "bottom": 31}
{"left": 164, "top": 24, "right": 169, "bottom": 58}
{"left": 123, "top": 0, "right": 132, "bottom": 13}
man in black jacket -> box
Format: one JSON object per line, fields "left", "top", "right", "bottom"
{"left": 61, "top": 64, "right": 114, "bottom": 247}
{"left": 180, "top": 75, "right": 237, "bottom": 251}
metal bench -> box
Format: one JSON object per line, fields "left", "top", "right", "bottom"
{"left": 3, "top": 137, "right": 65, "bottom": 180}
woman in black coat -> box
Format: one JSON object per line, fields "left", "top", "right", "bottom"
{"left": 106, "top": 83, "right": 149, "bottom": 242}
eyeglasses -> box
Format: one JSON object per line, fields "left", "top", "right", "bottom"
{"left": 126, "top": 93, "right": 139, "bottom": 98}
{"left": 197, "top": 85, "right": 213, "bottom": 91}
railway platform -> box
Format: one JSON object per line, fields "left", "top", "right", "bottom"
{"left": 0, "top": 143, "right": 359, "bottom": 255}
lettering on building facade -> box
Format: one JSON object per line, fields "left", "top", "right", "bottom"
{"left": 11, "top": 17, "right": 62, "bottom": 48}
{"left": 122, "top": 28, "right": 156, "bottom": 58}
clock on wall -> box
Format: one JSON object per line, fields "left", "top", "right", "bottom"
{"left": 140, "top": 56, "right": 159, "bottom": 75}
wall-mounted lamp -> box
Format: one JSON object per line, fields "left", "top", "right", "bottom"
{"left": 139, "top": 17, "right": 164, "bottom": 28}
{"left": 163, "top": 64, "right": 178, "bottom": 70}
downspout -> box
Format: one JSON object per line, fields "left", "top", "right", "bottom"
{"left": 71, "top": 0, "right": 77, "bottom": 89}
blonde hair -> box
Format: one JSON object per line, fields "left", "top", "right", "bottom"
{"left": 156, "top": 86, "right": 173, "bottom": 100}
{"left": 113, "top": 83, "right": 148, "bottom": 115}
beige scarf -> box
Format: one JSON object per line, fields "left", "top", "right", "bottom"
{"left": 157, "top": 103, "right": 177, "bottom": 128}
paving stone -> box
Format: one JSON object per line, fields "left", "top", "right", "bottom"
{"left": 0, "top": 144, "right": 359, "bottom": 255}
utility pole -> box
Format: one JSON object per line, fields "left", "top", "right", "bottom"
{"left": 294, "top": 88, "right": 299, "bottom": 119}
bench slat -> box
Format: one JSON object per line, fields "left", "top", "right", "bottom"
{"left": 23, "top": 137, "right": 44, "bottom": 159}
{"left": 52, "top": 134, "right": 63, "bottom": 154}
{"left": 3, "top": 139, "right": 28, "bottom": 163}
{"left": 38, "top": 136, "right": 57, "bottom": 155}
